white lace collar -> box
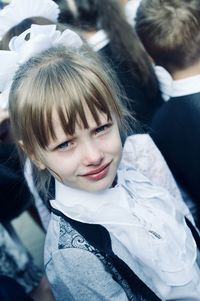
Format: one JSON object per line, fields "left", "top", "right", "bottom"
{"left": 154, "top": 65, "right": 200, "bottom": 101}
{"left": 50, "top": 162, "right": 198, "bottom": 299}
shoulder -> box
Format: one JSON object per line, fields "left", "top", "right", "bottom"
{"left": 45, "top": 213, "right": 108, "bottom": 270}
{"left": 44, "top": 213, "right": 95, "bottom": 260}
{"left": 151, "top": 94, "right": 200, "bottom": 139}
{"left": 44, "top": 215, "right": 128, "bottom": 301}
{"left": 154, "top": 93, "right": 200, "bottom": 116}
{"left": 44, "top": 214, "right": 102, "bottom": 287}
{"left": 46, "top": 246, "right": 128, "bottom": 301}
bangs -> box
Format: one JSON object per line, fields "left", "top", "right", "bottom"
{"left": 23, "top": 60, "right": 117, "bottom": 150}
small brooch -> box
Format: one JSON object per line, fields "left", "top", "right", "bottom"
{"left": 148, "top": 230, "right": 162, "bottom": 239}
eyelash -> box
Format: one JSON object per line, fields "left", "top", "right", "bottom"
{"left": 94, "top": 123, "right": 112, "bottom": 135}
{"left": 56, "top": 140, "right": 74, "bottom": 151}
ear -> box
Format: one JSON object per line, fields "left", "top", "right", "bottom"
{"left": 18, "top": 140, "right": 46, "bottom": 170}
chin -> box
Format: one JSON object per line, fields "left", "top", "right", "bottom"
{"left": 83, "top": 177, "right": 115, "bottom": 193}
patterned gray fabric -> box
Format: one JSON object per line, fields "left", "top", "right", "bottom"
{"left": 58, "top": 217, "right": 142, "bottom": 301}
{"left": 45, "top": 213, "right": 130, "bottom": 300}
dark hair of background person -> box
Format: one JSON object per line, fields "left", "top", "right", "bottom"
{"left": 54, "top": 0, "right": 156, "bottom": 90}
{"left": 53, "top": 0, "right": 163, "bottom": 129}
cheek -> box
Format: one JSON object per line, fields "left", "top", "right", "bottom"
{"left": 103, "top": 130, "right": 122, "bottom": 158}
{"left": 113, "top": 135, "right": 123, "bottom": 164}
{"left": 44, "top": 152, "right": 80, "bottom": 177}
{"left": 114, "top": 140, "right": 123, "bottom": 163}
{"left": 111, "top": 128, "right": 123, "bottom": 153}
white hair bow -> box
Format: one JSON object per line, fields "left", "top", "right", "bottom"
{"left": 0, "top": 0, "right": 60, "bottom": 39}
{"left": 0, "top": 24, "right": 83, "bottom": 109}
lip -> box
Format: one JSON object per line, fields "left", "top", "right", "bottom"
{"left": 81, "top": 162, "right": 111, "bottom": 181}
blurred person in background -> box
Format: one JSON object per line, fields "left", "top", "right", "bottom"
{"left": 53, "top": 0, "right": 163, "bottom": 131}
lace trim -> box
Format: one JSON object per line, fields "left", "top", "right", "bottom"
{"left": 59, "top": 218, "right": 94, "bottom": 251}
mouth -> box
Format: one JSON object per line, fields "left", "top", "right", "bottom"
{"left": 81, "top": 162, "right": 111, "bottom": 181}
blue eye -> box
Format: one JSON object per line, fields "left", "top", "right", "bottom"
{"left": 95, "top": 123, "right": 111, "bottom": 135}
{"left": 58, "top": 141, "right": 69, "bottom": 149}
{"left": 57, "top": 141, "right": 70, "bottom": 150}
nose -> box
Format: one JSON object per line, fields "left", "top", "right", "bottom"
{"left": 82, "top": 140, "right": 104, "bottom": 166}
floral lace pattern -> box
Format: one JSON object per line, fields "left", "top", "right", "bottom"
{"left": 123, "top": 134, "right": 193, "bottom": 220}
{"left": 59, "top": 218, "right": 94, "bottom": 252}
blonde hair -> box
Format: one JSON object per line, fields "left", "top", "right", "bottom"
{"left": 9, "top": 45, "right": 130, "bottom": 192}
{"left": 135, "top": 0, "right": 200, "bottom": 73}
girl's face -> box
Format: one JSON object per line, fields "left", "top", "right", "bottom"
{"left": 37, "top": 106, "right": 122, "bottom": 192}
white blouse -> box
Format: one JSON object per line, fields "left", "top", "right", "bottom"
{"left": 51, "top": 161, "right": 200, "bottom": 300}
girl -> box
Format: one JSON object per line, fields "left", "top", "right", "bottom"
{"left": 5, "top": 25, "right": 200, "bottom": 300}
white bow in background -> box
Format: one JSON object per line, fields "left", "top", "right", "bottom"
{"left": 0, "top": 24, "right": 83, "bottom": 109}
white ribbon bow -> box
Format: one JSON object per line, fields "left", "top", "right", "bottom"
{"left": 0, "top": 0, "right": 60, "bottom": 39}
{"left": 0, "top": 24, "right": 83, "bottom": 109}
